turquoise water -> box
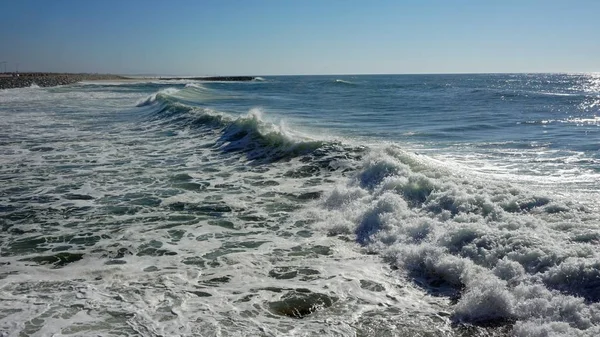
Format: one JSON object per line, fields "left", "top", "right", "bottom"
{"left": 0, "top": 74, "right": 599, "bottom": 336}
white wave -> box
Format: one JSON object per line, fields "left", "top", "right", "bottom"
{"left": 540, "top": 91, "right": 580, "bottom": 97}
{"left": 184, "top": 82, "right": 204, "bottom": 88}
{"left": 215, "top": 108, "right": 326, "bottom": 163}
{"left": 565, "top": 116, "right": 600, "bottom": 125}
{"left": 520, "top": 115, "right": 600, "bottom": 126}
{"left": 135, "top": 87, "right": 180, "bottom": 107}
{"left": 334, "top": 79, "right": 355, "bottom": 85}
{"left": 312, "top": 145, "right": 600, "bottom": 336}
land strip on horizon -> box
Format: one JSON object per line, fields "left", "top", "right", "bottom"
{"left": 0, "top": 73, "right": 256, "bottom": 89}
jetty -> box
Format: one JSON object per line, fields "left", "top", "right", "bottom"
{"left": 0, "top": 73, "right": 257, "bottom": 90}
{"left": 159, "top": 76, "right": 256, "bottom": 81}
{"left": 0, "top": 73, "right": 127, "bottom": 89}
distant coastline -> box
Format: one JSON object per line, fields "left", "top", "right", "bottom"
{"left": 0, "top": 73, "right": 127, "bottom": 89}
{"left": 0, "top": 73, "right": 256, "bottom": 89}
{"left": 157, "top": 76, "right": 255, "bottom": 81}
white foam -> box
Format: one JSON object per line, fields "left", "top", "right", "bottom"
{"left": 2, "top": 83, "right": 419, "bottom": 335}
{"left": 312, "top": 145, "right": 600, "bottom": 335}
{"left": 565, "top": 116, "right": 600, "bottom": 125}
{"left": 2, "top": 78, "right": 599, "bottom": 337}
{"left": 334, "top": 79, "right": 355, "bottom": 85}
{"left": 135, "top": 87, "right": 180, "bottom": 107}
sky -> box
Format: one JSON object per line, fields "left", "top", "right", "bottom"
{"left": 0, "top": 0, "right": 598, "bottom": 75}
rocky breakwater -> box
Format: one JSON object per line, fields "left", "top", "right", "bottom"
{"left": 159, "top": 76, "right": 256, "bottom": 81}
{"left": 0, "top": 73, "right": 128, "bottom": 89}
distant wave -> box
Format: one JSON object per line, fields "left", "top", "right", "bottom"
{"left": 135, "top": 87, "right": 180, "bottom": 107}
{"left": 565, "top": 116, "right": 600, "bottom": 125}
{"left": 333, "top": 79, "right": 356, "bottom": 86}
{"left": 539, "top": 91, "right": 580, "bottom": 97}
{"left": 184, "top": 82, "right": 205, "bottom": 88}
{"left": 518, "top": 116, "right": 600, "bottom": 126}
{"left": 474, "top": 88, "right": 594, "bottom": 100}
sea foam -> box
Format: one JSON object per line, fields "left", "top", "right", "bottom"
{"left": 313, "top": 145, "right": 600, "bottom": 336}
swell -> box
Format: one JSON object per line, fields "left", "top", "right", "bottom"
{"left": 333, "top": 79, "right": 357, "bottom": 86}
{"left": 468, "top": 87, "right": 598, "bottom": 101}
{"left": 136, "top": 87, "right": 181, "bottom": 107}
{"left": 137, "top": 86, "right": 358, "bottom": 164}
{"left": 311, "top": 78, "right": 360, "bottom": 88}
{"left": 217, "top": 109, "right": 327, "bottom": 162}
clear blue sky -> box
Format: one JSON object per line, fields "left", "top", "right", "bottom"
{"left": 1, "top": 0, "right": 598, "bottom": 75}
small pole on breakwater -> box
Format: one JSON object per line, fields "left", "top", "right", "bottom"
{"left": 0, "top": 61, "right": 6, "bottom": 73}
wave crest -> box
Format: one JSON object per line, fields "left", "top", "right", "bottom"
{"left": 217, "top": 108, "right": 325, "bottom": 162}
{"left": 334, "top": 79, "right": 356, "bottom": 85}
{"left": 135, "top": 87, "right": 180, "bottom": 107}
{"left": 137, "top": 87, "right": 337, "bottom": 164}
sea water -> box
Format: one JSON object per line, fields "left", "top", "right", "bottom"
{"left": 0, "top": 74, "right": 599, "bottom": 336}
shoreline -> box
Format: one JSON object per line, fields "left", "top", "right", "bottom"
{"left": 0, "top": 73, "right": 128, "bottom": 89}
{"left": 0, "top": 73, "right": 256, "bottom": 90}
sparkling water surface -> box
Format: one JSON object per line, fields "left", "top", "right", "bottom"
{"left": 1, "top": 74, "right": 599, "bottom": 336}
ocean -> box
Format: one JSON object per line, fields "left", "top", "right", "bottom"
{"left": 0, "top": 73, "right": 599, "bottom": 336}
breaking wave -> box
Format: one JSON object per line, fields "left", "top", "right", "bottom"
{"left": 135, "top": 87, "right": 180, "bottom": 107}
{"left": 134, "top": 81, "right": 600, "bottom": 336}
{"left": 137, "top": 86, "right": 345, "bottom": 164}
{"left": 313, "top": 145, "right": 600, "bottom": 336}
{"left": 334, "top": 79, "right": 356, "bottom": 85}
{"left": 4, "top": 72, "right": 600, "bottom": 337}
{"left": 217, "top": 108, "right": 326, "bottom": 162}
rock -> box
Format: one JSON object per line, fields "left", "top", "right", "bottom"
{"left": 0, "top": 73, "right": 128, "bottom": 89}
{"left": 159, "top": 76, "right": 255, "bottom": 81}
{"left": 268, "top": 290, "right": 337, "bottom": 318}
{"left": 19, "top": 252, "right": 84, "bottom": 267}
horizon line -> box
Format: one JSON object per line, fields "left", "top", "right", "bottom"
{"left": 5, "top": 71, "right": 599, "bottom": 77}
{"left": 120, "top": 71, "right": 600, "bottom": 77}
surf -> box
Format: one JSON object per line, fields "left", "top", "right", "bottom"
{"left": 137, "top": 86, "right": 347, "bottom": 164}
{"left": 310, "top": 144, "right": 600, "bottom": 335}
